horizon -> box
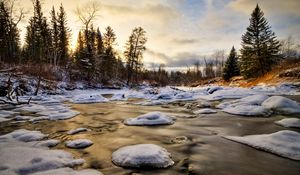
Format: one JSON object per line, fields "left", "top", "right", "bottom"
{"left": 17, "top": 0, "right": 300, "bottom": 69}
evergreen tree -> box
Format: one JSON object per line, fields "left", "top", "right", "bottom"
{"left": 57, "top": 3, "right": 70, "bottom": 65}
{"left": 0, "top": 1, "right": 20, "bottom": 63}
{"left": 24, "top": 0, "right": 52, "bottom": 64}
{"left": 50, "top": 6, "right": 59, "bottom": 65}
{"left": 124, "top": 27, "right": 147, "bottom": 85}
{"left": 96, "top": 27, "right": 103, "bottom": 55}
{"left": 240, "top": 4, "right": 280, "bottom": 78}
{"left": 223, "top": 46, "right": 240, "bottom": 81}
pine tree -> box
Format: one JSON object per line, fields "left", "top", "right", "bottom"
{"left": 240, "top": 4, "right": 280, "bottom": 78}
{"left": 96, "top": 27, "right": 103, "bottom": 55}
{"left": 50, "top": 6, "right": 59, "bottom": 65}
{"left": 223, "top": 46, "right": 240, "bottom": 81}
{"left": 57, "top": 3, "right": 70, "bottom": 65}
{"left": 124, "top": 27, "right": 147, "bottom": 85}
{"left": 0, "top": 1, "right": 10, "bottom": 62}
{"left": 24, "top": 0, "right": 51, "bottom": 64}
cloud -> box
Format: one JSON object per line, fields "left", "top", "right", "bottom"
{"left": 171, "top": 38, "right": 199, "bottom": 44}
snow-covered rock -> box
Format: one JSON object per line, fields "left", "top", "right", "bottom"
{"left": 0, "top": 129, "right": 47, "bottom": 142}
{"left": 71, "top": 94, "right": 108, "bottom": 104}
{"left": 222, "top": 105, "right": 271, "bottom": 116}
{"left": 224, "top": 130, "right": 300, "bottom": 160}
{"left": 124, "top": 112, "right": 175, "bottom": 126}
{"left": 67, "top": 128, "right": 90, "bottom": 135}
{"left": 14, "top": 115, "right": 33, "bottom": 121}
{"left": 217, "top": 94, "right": 269, "bottom": 109}
{"left": 30, "top": 167, "right": 103, "bottom": 175}
{"left": 193, "top": 108, "right": 217, "bottom": 114}
{"left": 34, "top": 139, "right": 60, "bottom": 147}
{"left": 275, "top": 118, "right": 300, "bottom": 128}
{"left": 65, "top": 139, "right": 93, "bottom": 149}
{"left": 112, "top": 144, "right": 174, "bottom": 168}
{"left": 200, "top": 87, "right": 255, "bottom": 101}
{"left": 262, "top": 96, "right": 300, "bottom": 114}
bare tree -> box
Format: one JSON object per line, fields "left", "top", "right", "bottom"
{"left": 280, "top": 35, "right": 299, "bottom": 59}
{"left": 75, "top": 1, "right": 100, "bottom": 30}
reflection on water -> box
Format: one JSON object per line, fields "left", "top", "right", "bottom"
{"left": 1, "top": 102, "right": 300, "bottom": 175}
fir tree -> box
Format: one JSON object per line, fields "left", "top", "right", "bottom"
{"left": 57, "top": 3, "right": 70, "bottom": 65}
{"left": 240, "top": 4, "right": 280, "bottom": 78}
{"left": 223, "top": 46, "right": 240, "bottom": 81}
{"left": 124, "top": 27, "right": 147, "bottom": 85}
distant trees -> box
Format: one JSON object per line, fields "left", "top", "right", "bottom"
{"left": 280, "top": 36, "right": 299, "bottom": 59}
{"left": 240, "top": 4, "right": 280, "bottom": 78}
{"left": 124, "top": 27, "right": 147, "bottom": 85}
{"left": 223, "top": 46, "right": 240, "bottom": 81}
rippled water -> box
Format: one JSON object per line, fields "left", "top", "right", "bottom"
{"left": 1, "top": 99, "right": 300, "bottom": 175}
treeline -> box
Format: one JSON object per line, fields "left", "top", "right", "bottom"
{"left": 0, "top": 1, "right": 299, "bottom": 86}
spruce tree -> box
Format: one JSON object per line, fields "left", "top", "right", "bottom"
{"left": 50, "top": 6, "right": 59, "bottom": 65}
{"left": 57, "top": 4, "right": 70, "bottom": 65}
{"left": 0, "top": 1, "right": 10, "bottom": 62}
{"left": 240, "top": 4, "right": 280, "bottom": 78}
{"left": 223, "top": 46, "right": 240, "bottom": 81}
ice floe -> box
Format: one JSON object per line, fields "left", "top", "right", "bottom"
{"left": 262, "top": 96, "right": 300, "bottom": 114}
{"left": 71, "top": 94, "right": 108, "bottom": 104}
{"left": 112, "top": 144, "right": 174, "bottom": 168}
{"left": 222, "top": 105, "right": 272, "bottom": 116}
{"left": 67, "top": 128, "right": 90, "bottom": 135}
{"left": 193, "top": 108, "right": 217, "bottom": 114}
{"left": 124, "top": 112, "right": 175, "bottom": 126}
{"left": 224, "top": 130, "right": 300, "bottom": 160}
{"left": 275, "top": 118, "right": 300, "bottom": 128}
{"left": 65, "top": 139, "right": 93, "bottom": 149}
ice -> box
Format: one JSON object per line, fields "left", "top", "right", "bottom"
{"left": 275, "top": 118, "right": 300, "bottom": 128}
{"left": 222, "top": 105, "right": 271, "bottom": 116}
{"left": 193, "top": 108, "right": 217, "bottom": 114}
{"left": 30, "top": 167, "right": 103, "bottom": 175}
{"left": 0, "top": 110, "right": 18, "bottom": 122}
{"left": 71, "top": 94, "right": 108, "bottom": 104}
{"left": 0, "top": 129, "right": 104, "bottom": 175}
{"left": 224, "top": 130, "right": 300, "bottom": 160}
{"left": 112, "top": 144, "right": 174, "bottom": 168}
{"left": 67, "top": 128, "right": 90, "bottom": 135}
{"left": 14, "top": 115, "right": 33, "bottom": 121}
{"left": 199, "top": 87, "right": 256, "bottom": 101}
{"left": 65, "top": 139, "right": 93, "bottom": 149}
{"left": 217, "top": 94, "right": 269, "bottom": 109}
{"left": 110, "top": 93, "right": 127, "bottom": 101}
{"left": 124, "top": 112, "right": 175, "bottom": 126}
{"left": 262, "top": 96, "right": 300, "bottom": 114}
{"left": 0, "top": 129, "right": 47, "bottom": 142}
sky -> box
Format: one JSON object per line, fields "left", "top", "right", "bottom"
{"left": 18, "top": 0, "right": 300, "bottom": 69}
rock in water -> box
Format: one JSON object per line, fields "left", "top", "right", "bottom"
{"left": 275, "top": 118, "right": 300, "bottom": 128}
{"left": 65, "top": 139, "right": 93, "bottom": 149}
{"left": 262, "top": 96, "right": 300, "bottom": 114}
{"left": 124, "top": 112, "right": 175, "bottom": 126}
{"left": 112, "top": 144, "right": 174, "bottom": 168}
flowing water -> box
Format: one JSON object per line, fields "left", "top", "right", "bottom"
{"left": 1, "top": 99, "right": 300, "bottom": 175}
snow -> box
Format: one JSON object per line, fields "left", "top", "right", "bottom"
{"left": 193, "top": 108, "right": 217, "bottom": 114}
{"left": 0, "top": 130, "right": 103, "bottom": 175}
{"left": 275, "top": 118, "right": 300, "bottom": 128}
{"left": 110, "top": 93, "right": 127, "bottom": 101}
{"left": 65, "top": 139, "right": 93, "bottom": 149}
{"left": 0, "top": 129, "right": 47, "bottom": 142}
{"left": 262, "top": 96, "right": 300, "bottom": 114}
{"left": 199, "top": 87, "right": 256, "bottom": 101}
{"left": 30, "top": 167, "right": 103, "bottom": 175}
{"left": 67, "top": 128, "right": 90, "bottom": 135}
{"left": 222, "top": 105, "right": 271, "bottom": 116}
{"left": 0, "top": 110, "right": 19, "bottom": 122}
{"left": 224, "top": 130, "right": 300, "bottom": 160}
{"left": 14, "top": 115, "right": 33, "bottom": 121}
{"left": 217, "top": 94, "right": 269, "bottom": 109}
{"left": 70, "top": 94, "right": 108, "bottom": 104}
{"left": 112, "top": 144, "right": 174, "bottom": 168}
{"left": 124, "top": 112, "right": 175, "bottom": 126}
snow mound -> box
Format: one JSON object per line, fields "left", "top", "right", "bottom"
{"left": 222, "top": 105, "right": 271, "bottom": 116}
{"left": 65, "top": 139, "right": 93, "bottom": 149}
{"left": 217, "top": 94, "right": 269, "bottom": 109}
{"left": 112, "top": 144, "right": 174, "bottom": 168}
{"left": 71, "top": 94, "right": 108, "bottom": 104}
{"left": 0, "top": 130, "right": 103, "bottom": 175}
{"left": 200, "top": 87, "right": 255, "bottom": 101}
{"left": 275, "top": 118, "right": 300, "bottom": 128}
{"left": 0, "top": 110, "right": 18, "bottom": 122}
{"left": 262, "top": 96, "right": 300, "bottom": 114}
{"left": 124, "top": 112, "right": 175, "bottom": 126}
{"left": 0, "top": 129, "right": 47, "bottom": 142}
{"left": 30, "top": 167, "right": 103, "bottom": 175}
{"left": 193, "top": 108, "right": 217, "bottom": 114}
{"left": 224, "top": 130, "right": 300, "bottom": 160}
{"left": 67, "top": 128, "right": 90, "bottom": 135}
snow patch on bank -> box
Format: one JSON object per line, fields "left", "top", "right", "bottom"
{"left": 224, "top": 130, "right": 300, "bottom": 160}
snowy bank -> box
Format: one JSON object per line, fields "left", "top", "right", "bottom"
{"left": 262, "top": 96, "right": 300, "bottom": 114}
{"left": 70, "top": 94, "right": 108, "bottom": 104}
{"left": 224, "top": 130, "right": 300, "bottom": 160}
{"left": 112, "top": 144, "right": 174, "bottom": 168}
